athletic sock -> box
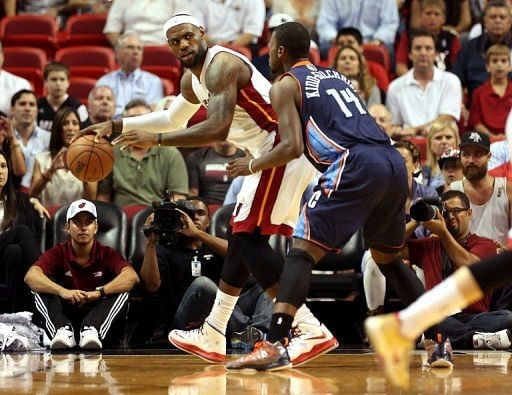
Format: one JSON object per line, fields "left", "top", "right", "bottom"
{"left": 269, "top": 313, "right": 294, "bottom": 343}
{"left": 292, "top": 304, "right": 321, "bottom": 327}
{"left": 206, "top": 290, "right": 238, "bottom": 335}
{"left": 398, "top": 272, "right": 469, "bottom": 341}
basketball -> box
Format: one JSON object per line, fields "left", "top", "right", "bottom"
{"left": 66, "top": 135, "right": 114, "bottom": 182}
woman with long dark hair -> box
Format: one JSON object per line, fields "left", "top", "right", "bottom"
{"left": 29, "top": 107, "right": 96, "bottom": 207}
{"left": 0, "top": 149, "right": 46, "bottom": 312}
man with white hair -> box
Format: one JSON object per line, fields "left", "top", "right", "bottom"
{"left": 96, "top": 34, "right": 163, "bottom": 117}
{"left": 76, "top": 13, "right": 336, "bottom": 366}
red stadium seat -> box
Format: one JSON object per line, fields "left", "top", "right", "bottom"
{"left": 362, "top": 44, "right": 391, "bottom": 73}
{"left": 55, "top": 46, "right": 115, "bottom": 78}
{"left": 68, "top": 76, "right": 97, "bottom": 105}
{"left": 60, "top": 13, "right": 110, "bottom": 47}
{"left": 0, "top": 15, "right": 58, "bottom": 58}
{"left": 2, "top": 47, "right": 47, "bottom": 70}
{"left": 142, "top": 45, "right": 182, "bottom": 91}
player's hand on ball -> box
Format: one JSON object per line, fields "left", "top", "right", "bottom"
{"left": 226, "top": 149, "right": 253, "bottom": 177}
{"left": 72, "top": 121, "right": 113, "bottom": 144}
{"left": 112, "top": 130, "right": 158, "bottom": 150}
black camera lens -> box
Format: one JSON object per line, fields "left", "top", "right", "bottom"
{"left": 410, "top": 201, "right": 437, "bottom": 222}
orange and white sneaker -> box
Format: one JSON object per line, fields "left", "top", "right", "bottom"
{"left": 365, "top": 313, "right": 413, "bottom": 390}
{"left": 286, "top": 322, "right": 339, "bottom": 367}
{"left": 168, "top": 321, "right": 226, "bottom": 363}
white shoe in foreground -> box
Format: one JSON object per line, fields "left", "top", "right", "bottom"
{"left": 365, "top": 314, "right": 412, "bottom": 390}
{"left": 286, "top": 322, "right": 339, "bottom": 367}
{"left": 168, "top": 321, "right": 226, "bottom": 363}
{"left": 79, "top": 326, "right": 102, "bottom": 350}
{"left": 51, "top": 326, "right": 76, "bottom": 350}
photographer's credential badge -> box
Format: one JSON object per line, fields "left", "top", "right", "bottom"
{"left": 191, "top": 255, "right": 202, "bottom": 277}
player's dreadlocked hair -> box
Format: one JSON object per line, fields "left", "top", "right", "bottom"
{"left": 274, "top": 22, "right": 310, "bottom": 60}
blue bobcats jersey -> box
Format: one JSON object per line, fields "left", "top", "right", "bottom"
{"left": 284, "top": 62, "right": 391, "bottom": 172}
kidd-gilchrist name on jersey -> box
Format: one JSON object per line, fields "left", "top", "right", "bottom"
{"left": 285, "top": 63, "right": 390, "bottom": 172}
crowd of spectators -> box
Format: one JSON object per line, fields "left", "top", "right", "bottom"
{"left": 1, "top": 0, "right": 512, "bottom": 351}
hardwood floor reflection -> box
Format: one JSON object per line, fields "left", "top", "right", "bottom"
{"left": 0, "top": 350, "right": 510, "bottom": 394}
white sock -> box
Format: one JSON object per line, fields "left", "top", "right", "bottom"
{"left": 206, "top": 290, "right": 238, "bottom": 335}
{"left": 362, "top": 252, "right": 386, "bottom": 311}
{"left": 292, "top": 304, "right": 321, "bottom": 327}
{"left": 398, "top": 275, "right": 467, "bottom": 340}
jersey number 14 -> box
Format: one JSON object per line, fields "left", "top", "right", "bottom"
{"left": 326, "top": 88, "right": 367, "bottom": 118}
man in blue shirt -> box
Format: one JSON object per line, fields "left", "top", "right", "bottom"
{"left": 316, "top": 0, "right": 399, "bottom": 53}
{"left": 96, "top": 34, "right": 163, "bottom": 117}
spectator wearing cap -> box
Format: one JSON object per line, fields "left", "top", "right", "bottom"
{"left": 25, "top": 199, "right": 139, "bottom": 351}
{"left": 436, "top": 148, "right": 463, "bottom": 195}
{"left": 469, "top": 44, "right": 512, "bottom": 138}
{"left": 450, "top": 131, "right": 511, "bottom": 249}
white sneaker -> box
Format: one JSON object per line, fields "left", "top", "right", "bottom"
{"left": 286, "top": 322, "right": 339, "bottom": 367}
{"left": 473, "top": 329, "right": 512, "bottom": 350}
{"left": 51, "top": 326, "right": 76, "bottom": 350}
{"left": 168, "top": 321, "right": 226, "bottom": 363}
{"left": 79, "top": 326, "right": 102, "bottom": 350}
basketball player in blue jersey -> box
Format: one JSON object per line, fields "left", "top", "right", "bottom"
{"left": 225, "top": 22, "right": 428, "bottom": 371}
{"left": 74, "top": 14, "right": 336, "bottom": 366}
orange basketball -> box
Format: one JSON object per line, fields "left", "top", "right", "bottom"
{"left": 66, "top": 135, "right": 114, "bottom": 182}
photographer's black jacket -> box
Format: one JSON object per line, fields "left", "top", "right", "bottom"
{"left": 155, "top": 243, "right": 223, "bottom": 323}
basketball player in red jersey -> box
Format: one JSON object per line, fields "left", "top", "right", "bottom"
{"left": 75, "top": 13, "right": 337, "bottom": 366}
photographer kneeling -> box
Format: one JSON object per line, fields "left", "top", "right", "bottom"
{"left": 139, "top": 196, "right": 272, "bottom": 348}
{"left": 404, "top": 190, "right": 512, "bottom": 354}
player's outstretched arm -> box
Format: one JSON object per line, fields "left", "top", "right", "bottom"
{"left": 227, "top": 75, "right": 303, "bottom": 176}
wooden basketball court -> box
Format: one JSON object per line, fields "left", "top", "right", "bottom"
{"left": 1, "top": 349, "right": 510, "bottom": 394}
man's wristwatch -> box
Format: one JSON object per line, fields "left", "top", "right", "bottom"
{"left": 95, "top": 286, "right": 106, "bottom": 297}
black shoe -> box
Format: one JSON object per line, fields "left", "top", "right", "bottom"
{"left": 226, "top": 340, "right": 292, "bottom": 371}
{"left": 231, "top": 327, "right": 265, "bottom": 351}
{"left": 425, "top": 337, "right": 453, "bottom": 368}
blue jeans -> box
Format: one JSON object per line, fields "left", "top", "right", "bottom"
{"left": 172, "top": 277, "right": 272, "bottom": 337}
{"left": 438, "top": 310, "right": 512, "bottom": 348}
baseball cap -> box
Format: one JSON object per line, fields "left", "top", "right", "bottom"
{"left": 459, "top": 131, "right": 490, "bottom": 152}
{"left": 268, "top": 13, "right": 294, "bottom": 29}
{"left": 66, "top": 199, "right": 97, "bottom": 222}
{"left": 437, "top": 148, "right": 461, "bottom": 169}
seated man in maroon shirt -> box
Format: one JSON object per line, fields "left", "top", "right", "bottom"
{"left": 404, "top": 190, "right": 512, "bottom": 365}
{"left": 24, "top": 199, "right": 139, "bottom": 350}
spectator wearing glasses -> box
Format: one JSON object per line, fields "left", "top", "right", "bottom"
{"left": 403, "top": 189, "right": 512, "bottom": 354}
{"left": 450, "top": 131, "right": 511, "bottom": 249}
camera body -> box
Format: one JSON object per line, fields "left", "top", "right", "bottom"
{"left": 410, "top": 196, "right": 446, "bottom": 222}
{"left": 143, "top": 198, "right": 196, "bottom": 245}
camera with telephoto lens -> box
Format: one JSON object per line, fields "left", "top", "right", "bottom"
{"left": 143, "top": 195, "right": 196, "bottom": 245}
{"left": 410, "top": 196, "right": 446, "bottom": 222}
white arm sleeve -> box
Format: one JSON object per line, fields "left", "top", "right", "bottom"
{"left": 122, "top": 94, "right": 201, "bottom": 133}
